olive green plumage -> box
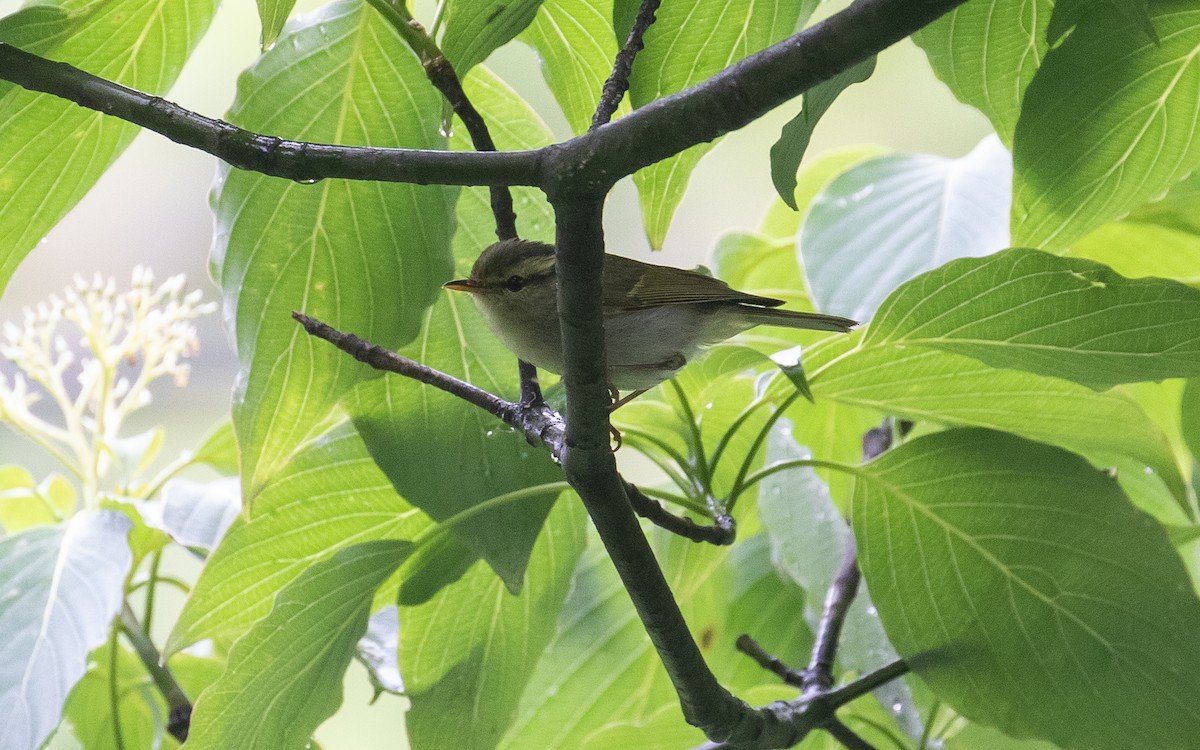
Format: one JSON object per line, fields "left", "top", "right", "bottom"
{"left": 444, "top": 239, "right": 856, "bottom": 391}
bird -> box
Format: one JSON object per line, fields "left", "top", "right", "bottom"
{"left": 443, "top": 239, "right": 857, "bottom": 397}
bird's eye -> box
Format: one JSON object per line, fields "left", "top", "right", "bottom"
{"left": 505, "top": 275, "right": 526, "bottom": 292}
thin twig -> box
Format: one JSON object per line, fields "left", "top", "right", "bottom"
{"left": 120, "top": 604, "right": 192, "bottom": 742}
{"left": 292, "top": 312, "right": 562, "bottom": 449}
{"left": 805, "top": 536, "right": 862, "bottom": 691}
{"left": 592, "top": 0, "right": 661, "bottom": 129}
{"left": 823, "top": 659, "right": 911, "bottom": 707}
{"left": 626, "top": 481, "right": 736, "bottom": 545}
{"left": 736, "top": 634, "right": 803, "bottom": 687}
{"left": 728, "top": 419, "right": 910, "bottom": 746}
{"left": 366, "top": 0, "right": 518, "bottom": 241}
{"left": 825, "top": 719, "right": 877, "bottom": 750}
{"left": 803, "top": 419, "right": 896, "bottom": 691}
{"left": 364, "top": 1, "right": 545, "bottom": 403}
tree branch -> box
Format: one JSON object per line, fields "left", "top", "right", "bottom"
{"left": 591, "top": 0, "right": 661, "bottom": 129}
{"left": 561, "top": 0, "right": 969, "bottom": 189}
{"left": 0, "top": 0, "right": 966, "bottom": 194}
{"left": 736, "top": 634, "right": 804, "bottom": 687}
{"left": 824, "top": 719, "right": 876, "bottom": 750}
{"left": 0, "top": 43, "right": 541, "bottom": 187}
{"left": 550, "top": 194, "right": 752, "bottom": 737}
{"left": 292, "top": 312, "right": 565, "bottom": 450}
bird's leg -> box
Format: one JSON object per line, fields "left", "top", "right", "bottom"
{"left": 604, "top": 385, "right": 640, "bottom": 451}
{"left": 609, "top": 388, "right": 648, "bottom": 410}
{"left": 518, "top": 360, "right": 544, "bottom": 407}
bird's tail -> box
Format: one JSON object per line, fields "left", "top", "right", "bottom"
{"left": 738, "top": 305, "right": 858, "bottom": 333}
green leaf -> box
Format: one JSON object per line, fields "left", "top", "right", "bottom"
{"left": 1126, "top": 167, "right": 1200, "bottom": 235}
{"left": 0, "top": 466, "right": 59, "bottom": 533}
{"left": 770, "top": 346, "right": 814, "bottom": 403}
{"left": 1047, "top": 0, "right": 1157, "bottom": 46}
{"left": 212, "top": 0, "right": 454, "bottom": 496}
{"left": 0, "top": 5, "right": 77, "bottom": 58}
{"left": 946, "top": 722, "right": 1062, "bottom": 750}
{"left": 403, "top": 497, "right": 586, "bottom": 750}
{"left": 1064, "top": 221, "right": 1200, "bottom": 286}
{"left": 771, "top": 56, "right": 876, "bottom": 209}
{"left": 806, "top": 340, "right": 1190, "bottom": 522}
{"left": 1182, "top": 379, "right": 1200, "bottom": 460}
{"left": 167, "top": 423, "right": 428, "bottom": 654}
{"left": 713, "top": 232, "right": 813, "bottom": 313}
{"left": 61, "top": 642, "right": 174, "bottom": 750}
{"left": 0, "top": 510, "right": 132, "bottom": 750}
{"left": 758, "top": 146, "right": 890, "bottom": 241}
{"left": 629, "top": 0, "right": 818, "bottom": 247}
{"left": 912, "top": 0, "right": 1053, "bottom": 146}
{"left": 853, "top": 428, "right": 1200, "bottom": 750}
{"left": 348, "top": 67, "right": 558, "bottom": 593}
{"left": 1012, "top": 2, "right": 1200, "bottom": 250}
{"left": 256, "top": 0, "right": 296, "bottom": 49}
{"left": 192, "top": 419, "right": 240, "bottom": 476}
{"left": 867, "top": 248, "right": 1200, "bottom": 389}
{"left": 520, "top": 0, "right": 622, "bottom": 135}
{"left": 800, "top": 135, "right": 1011, "bottom": 321}
{"left": 186, "top": 540, "right": 412, "bottom": 750}
{"left": 0, "top": 0, "right": 217, "bottom": 295}
{"left": 500, "top": 534, "right": 720, "bottom": 748}
{"left": 502, "top": 529, "right": 808, "bottom": 748}
{"left": 441, "top": 0, "right": 544, "bottom": 74}
{"left": 160, "top": 477, "right": 240, "bottom": 551}
{"left": 758, "top": 427, "right": 922, "bottom": 740}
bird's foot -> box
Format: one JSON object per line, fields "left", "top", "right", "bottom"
{"left": 608, "top": 388, "right": 648, "bottom": 411}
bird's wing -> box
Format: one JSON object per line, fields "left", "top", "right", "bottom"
{"left": 602, "top": 255, "right": 784, "bottom": 311}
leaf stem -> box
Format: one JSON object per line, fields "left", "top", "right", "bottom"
{"left": 142, "top": 551, "right": 161, "bottom": 634}
{"left": 726, "top": 391, "right": 801, "bottom": 507}
{"left": 708, "top": 395, "right": 770, "bottom": 477}
{"left": 119, "top": 603, "right": 192, "bottom": 742}
{"left": 918, "top": 701, "right": 940, "bottom": 750}
{"left": 737, "top": 457, "right": 863, "bottom": 498}
{"left": 669, "top": 380, "right": 712, "bottom": 492}
{"left": 108, "top": 620, "right": 126, "bottom": 750}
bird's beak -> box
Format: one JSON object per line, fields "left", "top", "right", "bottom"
{"left": 443, "top": 279, "right": 479, "bottom": 293}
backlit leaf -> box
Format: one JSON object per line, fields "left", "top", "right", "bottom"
{"left": 801, "top": 135, "right": 1011, "bottom": 322}
{"left": 1012, "top": 2, "right": 1200, "bottom": 250}
{"left": 0, "top": 0, "right": 217, "bottom": 293}
{"left": 212, "top": 0, "right": 454, "bottom": 497}
{"left": 854, "top": 429, "right": 1200, "bottom": 749}
{"left": 0, "top": 511, "right": 132, "bottom": 750}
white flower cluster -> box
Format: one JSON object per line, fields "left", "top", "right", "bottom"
{"left": 0, "top": 267, "right": 216, "bottom": 502}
